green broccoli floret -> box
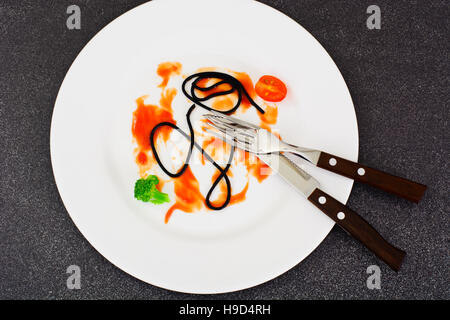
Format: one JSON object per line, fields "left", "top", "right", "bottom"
{"left": 134, "top": 175, "right": 170, "bottom": 204}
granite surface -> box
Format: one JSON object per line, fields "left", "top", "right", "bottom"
{"left": 0, "top": 0, "right": 448, "bottom": 299}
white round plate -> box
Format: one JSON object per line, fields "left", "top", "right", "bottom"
{"left": 51, "top": 0, "right": 358, "bottom": 294}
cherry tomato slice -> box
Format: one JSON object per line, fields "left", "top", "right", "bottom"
{"left": 255, "top": 75, "right": 287, "bottom": 102}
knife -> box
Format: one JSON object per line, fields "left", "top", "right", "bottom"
{"left": 258, "top": 153, "right": 406, "bottom": 271}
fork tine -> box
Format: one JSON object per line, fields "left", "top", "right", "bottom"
{"left": 203, "top": 126, "right": 237, "bottom": 147}
{"left": 207, "top": 122, "right": 255, "bottom": 145}
{"left": 203, "top": 113, "right": 252, "bottom": 132}
{"left": 203, "top": 127, "right": 250, "bottom": 152}
{"left": 204, "top": 117, "right": 235, "bottom": 135}
{"left": 206, "top": 110, "right": 260, "bottom": 130}
{"left": 206, "top": 120, "right": 255, "bottom": 145}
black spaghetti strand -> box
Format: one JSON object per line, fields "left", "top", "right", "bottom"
{"left": 182, "top": 71, "right": 265, "bottom": 114}
{"left": 150, "top": 72, "right": 264, "bottom": 210}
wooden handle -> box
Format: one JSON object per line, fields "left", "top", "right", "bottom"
{"left": 317, "top": 152, "right": 426, "bottom": 203}
{"left": 308, "top": 188, "right": 406, "bottom": 271}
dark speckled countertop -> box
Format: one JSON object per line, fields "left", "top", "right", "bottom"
{"left": 0, "top": 0, "right": 448, "bottom": 299}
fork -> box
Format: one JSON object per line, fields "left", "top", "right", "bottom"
{"left": 203, "top": 111, "right": 427, "bottom": 203}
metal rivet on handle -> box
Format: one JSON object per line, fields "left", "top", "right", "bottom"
{"left": 318, "top": 196, "right": 326, "bottom": 204}
{"left": 337, "top": 212, "right": 345, "bottom": 220}
{"left": 357, "top": 168, "right": 366, "bottom": 176}
{"left": 329, "top": 158, "right": 337, "bottom": 166}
